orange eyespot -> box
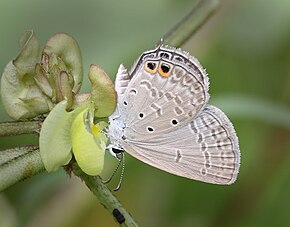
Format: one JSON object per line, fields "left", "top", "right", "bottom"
{"left": 158, "top": 63, "right": 171, "bottom": 77}
{"left": 144, "top": 61, "right": 158, "bottom": 74}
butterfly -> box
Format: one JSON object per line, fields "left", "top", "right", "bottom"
{"left": 107, "top": 44, "right": 240, "bottom": 186}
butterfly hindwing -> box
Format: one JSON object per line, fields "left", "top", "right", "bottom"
{"left": 121, "top": 105, "right": 240, "bottom": 184}
{"left": 114, "top": 64, "right": 131, "bottom": 102}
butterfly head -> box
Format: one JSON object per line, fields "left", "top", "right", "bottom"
{"left": 108, "top": 108, "right": 126, "bottom": 159}
{"left": 107, "top": 144, "right": 125, "bottom": 159}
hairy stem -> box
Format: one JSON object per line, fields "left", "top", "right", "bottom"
{"left": 0, "top": 145, "right": 44, "bottom": 191}
{"left": 73, "top": 164, "right": 138, "bottom": 227}
{"left": 0, "top": 120, "right": 41, "bottom": 137}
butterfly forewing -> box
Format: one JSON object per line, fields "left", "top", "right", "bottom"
{"left": 119, "top": 47, "right": 209, "bottom": 140}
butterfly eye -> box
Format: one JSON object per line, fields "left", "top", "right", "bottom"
{"left": 112, "top": 147, "right": 124, "bottom": 154}
{"left": 145, "top": 61, "right": 157, "bottom": 73}
{"left": 159, "top": 63, "right": 171, "bottom": 77}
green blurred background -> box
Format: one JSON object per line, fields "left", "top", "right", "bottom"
{"left": 1, "top": 0, "right": 290, "bottom": 226}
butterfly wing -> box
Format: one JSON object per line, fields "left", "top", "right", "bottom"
{"left": 109, "top": 64, "right": 131, "bottom": 120}
{"left": 121, "top": 105, "right": 240, "bottom": 184}
{"left": 114, "top": 64, "right": 131, "bottom": 102}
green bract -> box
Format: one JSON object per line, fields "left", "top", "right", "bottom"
{"left": 44, "top": 33, "right": 83, "bottom": 94}
{"left": 0, "top": 31, "right": 53, "bottom": 120}
{"left": 89, "top": 64, "right": 117, "bottom": 117}
{"left": 35, "top": 33, "right": 83, "bottom": 110}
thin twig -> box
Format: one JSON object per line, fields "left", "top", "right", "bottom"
{"left": 163, "top": 0, "right": 219, "bottom": 47}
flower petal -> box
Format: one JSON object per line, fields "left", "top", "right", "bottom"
{"left": 39, "top": 100, "right": 73, "bottom": 172}
{"left": 71, "top": 109, "right": 107, "bottom": 175}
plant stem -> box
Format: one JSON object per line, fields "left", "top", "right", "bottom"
{"left": 163, "top": 0, "right": 219, "bottom": 47}
{"left": 0, "top": 120, "right": 41, "bottom": 137}
{"left": 0, "top": 145, "right": 44, "bottom": 191}
{"left": 73, "top": 164, "right": 138, "bottom": 227}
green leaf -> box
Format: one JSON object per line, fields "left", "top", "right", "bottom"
{"left": 71, "top": 108, "right": 107, "bottom": 176}
{"left": 89, "top": 64, "right": 117, "bottom": 117}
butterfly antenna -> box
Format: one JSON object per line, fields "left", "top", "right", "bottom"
{"left": 102, "top": 155, "right": 122, "bottom": 184}
{"left": 156, "top": 38, "right": 164, "bottom": 48}
{"left": 114, "top": 152, "right": 125, "bottom": 191}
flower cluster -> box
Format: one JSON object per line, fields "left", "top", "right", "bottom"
{"left": 0, "top": 31, "right": 117, "bottom": 175}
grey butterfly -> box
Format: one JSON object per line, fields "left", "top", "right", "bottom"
{"left": 107, "top": 44, "right": 240, "bottom": 185}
